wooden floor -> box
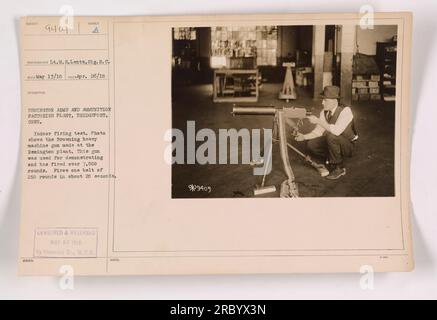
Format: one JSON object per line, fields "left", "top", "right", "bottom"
{"left": 171, "top": 83, "right": 395, "bottom": 198}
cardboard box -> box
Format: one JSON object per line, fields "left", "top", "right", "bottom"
{"left": 353, "top": 81, "right": 367, "bottom": 88}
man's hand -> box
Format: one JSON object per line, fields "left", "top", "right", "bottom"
{"left": 307, "top": 115, "right": 320, "bottom": 125}
{"left": 295, "top": 133, "right": 305, "bottom": 142}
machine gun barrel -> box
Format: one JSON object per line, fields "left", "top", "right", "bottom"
{"left": 232, "top": 106, "right": 277, "bottom": 116}
{"left": 232, "top": 105, "right": 310, "bottom": 118}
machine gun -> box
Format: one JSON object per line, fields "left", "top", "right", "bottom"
{"left": 232, "top": 105, "right": 329, "bottom": 197}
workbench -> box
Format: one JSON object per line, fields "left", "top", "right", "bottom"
{"left": 213, "top": 69, "right": 259, "bottom": 103}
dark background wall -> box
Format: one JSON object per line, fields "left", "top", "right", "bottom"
{"left": 172, "top": 26, "right": 314, "bottom": 84}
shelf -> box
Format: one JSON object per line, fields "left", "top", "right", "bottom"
{"left": 376, "top": 41, "right": 397, "bottom": 101}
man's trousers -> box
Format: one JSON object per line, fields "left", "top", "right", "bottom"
{"left": 306, "top": 133, "right": 354, "bottom": 165}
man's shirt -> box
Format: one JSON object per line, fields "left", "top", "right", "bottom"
{"left": 304, "top": 106, "right": 354, "bottom": 139}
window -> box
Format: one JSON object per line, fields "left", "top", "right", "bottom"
{"left": 210, "top": 26, "right": 277, "bottom": 67}
{"left": 173, "top": 27, "right": 196, "bottom": 40}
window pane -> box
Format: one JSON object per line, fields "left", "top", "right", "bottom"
{"left": 210, "top": 26, "right": 277, "bottom": 66}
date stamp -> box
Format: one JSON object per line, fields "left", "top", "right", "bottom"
{"left": 34, "top": 227, "right": 98, "bottom": 258}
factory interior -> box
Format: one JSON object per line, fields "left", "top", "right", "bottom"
{"left": 171, "top": 25, "right": 398, "bottom": 198}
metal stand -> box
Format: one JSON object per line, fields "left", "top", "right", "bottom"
{"left": 279, "top": 62, "right": 297, "bottom": 102}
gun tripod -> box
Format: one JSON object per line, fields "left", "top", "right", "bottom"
{"left": 233, "top": 105, "right": 329, "bottom": 198}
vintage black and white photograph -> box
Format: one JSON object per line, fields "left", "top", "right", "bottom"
{"left": 171, "top": 24, "right": 398, "bottom": 198}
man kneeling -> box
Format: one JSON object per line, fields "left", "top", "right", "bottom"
{"left": 295, "top": 86, "right": 358, "bottom": 180}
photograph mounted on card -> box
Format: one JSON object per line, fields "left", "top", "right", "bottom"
{"left": 19, "top": 12, "right": 413, "bottom": 275}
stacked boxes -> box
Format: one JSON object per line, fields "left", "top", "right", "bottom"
{"left": 352, "top": 74, "right": 381, "bottom": 101}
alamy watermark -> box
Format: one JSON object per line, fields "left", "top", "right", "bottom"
{"left": 59, "top": 264, "right": 74, "bottom": 290}
{"left": 164, "top": 121, "right": 273, "bottom": 176}
{"left": 59, "top": 5, "right": 74, "bottom": 31}
{"left": 359, "top": 5, "right": 375, "bottom": 30}
{"left": 359, "top": 264, "right": 374, "bottom": 290}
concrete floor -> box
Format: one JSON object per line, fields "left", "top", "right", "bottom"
{"left": 172, "top": 83, "right": 395, "bottom": 198}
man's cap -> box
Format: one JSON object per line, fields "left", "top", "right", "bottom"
{"left": 320, "top": 85, "right": 340, "bottom": 99}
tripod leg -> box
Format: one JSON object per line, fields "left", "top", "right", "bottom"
{"left": 277, "top": 110, "right": 299, "bottom": 197}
